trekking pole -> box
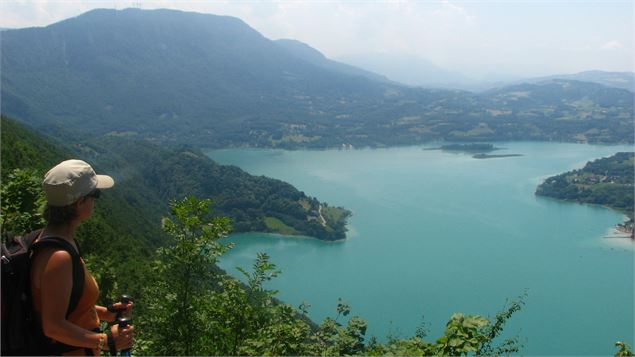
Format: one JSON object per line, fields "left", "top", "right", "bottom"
{"left": 117, "top": 317, "right": 132, "bottom": 357}
{"left": 116, "top": 295, "right": 133, "bottom": 356}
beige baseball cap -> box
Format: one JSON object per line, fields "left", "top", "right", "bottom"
{"left": 43, "top": 159, "right": 114, "bottom": 206}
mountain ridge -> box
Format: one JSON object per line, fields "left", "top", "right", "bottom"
{"left": 1, "top": 8, "right": 632, "bottom": 147}
{"left": 336, "top": 52, "right": 474, "bottom": 89}
{"left": 275, "top": 39, "right": 391, "bottom": 83}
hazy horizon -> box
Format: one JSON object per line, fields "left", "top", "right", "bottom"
{"left": 1, "top": 1, "right": 633, "bottom": 80}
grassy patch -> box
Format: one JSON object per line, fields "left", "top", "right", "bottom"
{"left": 263, "top": 216, "right": 300, "bottom": 235}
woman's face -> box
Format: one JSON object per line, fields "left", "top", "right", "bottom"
{"left": 75, "top": 195, "right": 95, "bottom": 221}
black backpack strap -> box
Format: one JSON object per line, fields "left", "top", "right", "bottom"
{"left": 30, "top": 237, "right": 85, "bottom": 318}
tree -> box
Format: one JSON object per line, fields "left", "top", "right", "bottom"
{"left": 0, "top": 168, "right": 46, "bottom": 237}
{"left": 615, "top": 341, "right": 635, "bottom": 357}
{"left": 138, "top": 196, "right": 232, "bottom": 355}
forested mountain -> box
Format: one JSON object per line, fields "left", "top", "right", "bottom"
{"left": 0, "top": 8, "right": 393, "bottom": 146}
{"left": 1, "top": 116, "right": 349, "bottom": 241}
{"left": 1, "top": 8, "right": 632, "bottom": 148}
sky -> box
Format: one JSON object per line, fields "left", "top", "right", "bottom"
{"left": 1, "top": 0, "right": 633, "bottom": 79}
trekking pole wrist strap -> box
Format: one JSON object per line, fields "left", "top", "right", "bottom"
{"left": 106, "top": 330, "right": 117, "bottom": 356}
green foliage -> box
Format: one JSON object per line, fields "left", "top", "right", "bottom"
{"left": 435, "top": 313, "right": 490, "bottom": 356}
{"left": 237, "top": 252, "right": 281, "bottom": 303}
{"left": 336, "top": 298, "right": 351, "bottom": 321}
{"left": 615, "top": 341, "right": 635, "bottom": 357}
{"left": 365, "top": 295, "right": 526, "bottom": 356}
{"left": 139, "top": 196, "right": 232, "bottom": 355}
{"left": 369, "top": 333, "right": 439, "bottom": 356}
{"left": 478, "top": 293, "right": 526, "bottom": 355}
{"left": 303, "top": 300, "right": 367, "bottom": 356}
{"left": 0, "top": 115, "right": 70, "bottom": 183}
{"left": 0, "top": 168, "right": 46, "bottom": 236}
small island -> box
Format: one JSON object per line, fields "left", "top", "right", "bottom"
{"left": 535, "top": 152, "right": 634, "bottom": 239}
{"left": 426, "top": 143, "right": 522, "bottom": 159}
{"left": 473, "top": 153, "right": 524, "bottom": 159}
{"left": 436, "top": 143, "right": 497, "bottom": 152}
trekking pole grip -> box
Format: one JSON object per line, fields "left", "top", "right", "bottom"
{"left": 119, "top": 294, "right": 132, "bottom": 304}
{"left": 117, "top": 317, "right": 132, "bottom": 357}
{"left": 118, "top": 294, "right": 133, "bottom": 319}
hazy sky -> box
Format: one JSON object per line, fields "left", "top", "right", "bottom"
{"left": 1, "top": 1, "right": 632, "bottom": 79}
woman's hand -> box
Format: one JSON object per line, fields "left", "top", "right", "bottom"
{"left": 110, "top": 323, "right": 134, "bottom": 351}
{"left": 111, "top": 300, "right": 134, "bottom": 318}
{"left": 100, "top": 300, "right": 134, "bottom": 322}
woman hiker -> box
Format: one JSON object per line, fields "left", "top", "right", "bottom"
{"left": 30, "top": 159, "right": 134, "bottom": 355}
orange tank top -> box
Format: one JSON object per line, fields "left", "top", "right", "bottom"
{"left": 32, "top": 255, "right": 101, "bottom": 356}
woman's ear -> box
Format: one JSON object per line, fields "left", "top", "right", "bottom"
{"left": 75, "top": 196, "right": 90, "bottom": 210}
{"left": 74, "top": 196, "right": 93, "bottom": 220}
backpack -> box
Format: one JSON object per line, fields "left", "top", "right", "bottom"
{"left": 1, "top": 229, "right": 85, "bottom": 355}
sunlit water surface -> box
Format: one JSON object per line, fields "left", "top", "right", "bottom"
{"left": 206, "top": 142, "right": 634, "bottom": 355}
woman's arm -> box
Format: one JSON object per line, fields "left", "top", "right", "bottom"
{"left": 38, "top": 250, "right": 133, "bottom": 350}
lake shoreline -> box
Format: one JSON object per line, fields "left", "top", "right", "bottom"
{"left": 231, "top": 231, "right": 348, "bottom": 243}
{"left": 213, "top": 142, "right": 635, "bottom": 355}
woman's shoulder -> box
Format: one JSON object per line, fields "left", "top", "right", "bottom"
{"left": 32, "top": 247, "right": 73, "bottom": 272}
{"left": 30, "top": 247, "right": 74, "bottom": 292}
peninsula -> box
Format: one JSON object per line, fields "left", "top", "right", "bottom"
{"left": 535, "top": 152, "right": 634, "bottom": 239}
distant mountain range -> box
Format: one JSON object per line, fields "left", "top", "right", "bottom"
{"left": 336, "top": 53, "right": 475, "bottom": 89}
{"left": 1, "top": 8, "right": 633, "bottom": 147}
{"left": 336, "top": 54, "right": 634, "bottom": 93}
{"left": 275, "top": 39, "right": 391, "bottom": 84}
{"left": 518, "top": 71, "right": 635, "bottom": 92}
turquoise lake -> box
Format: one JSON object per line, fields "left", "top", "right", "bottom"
{"left": 206, "top": 142, "right": 634, "bottom": 355}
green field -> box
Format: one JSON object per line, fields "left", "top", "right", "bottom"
{"left": 263, "top": 216, "right": 300, "bottom": 235}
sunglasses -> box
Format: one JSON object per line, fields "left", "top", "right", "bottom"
{"left": 86, "top": 189, "right": 101, "bottom": 199}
